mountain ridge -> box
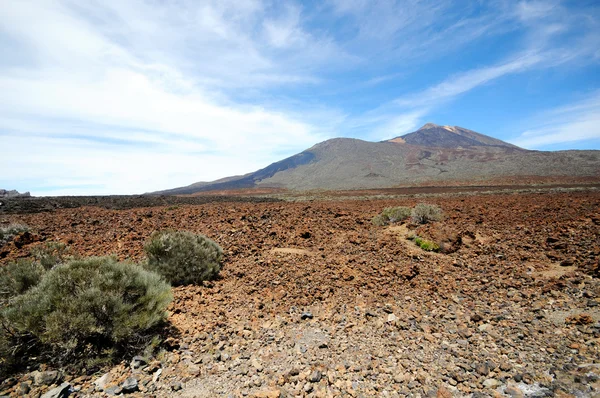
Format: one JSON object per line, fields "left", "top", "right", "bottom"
{"left": 151, "top": 123, "right": 600, "bottom": 195}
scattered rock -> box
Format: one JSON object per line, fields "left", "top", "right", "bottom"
{"left": 308, "top": 370, "right": 322, "bottom": 383}
{"left": 482, "top": 378, "right": 500, "bottom": 389}
{"left": 93, "top": 373, "right": 111, "bottom": 391}
{"left": 121, "top": 377, "right": 138, "bottom": 394}
{"left": 170, "top": 381, "right": 183, "bottom": 391}
{"left": 32, "top": 370, "right": 62, "bottom": 386}
{"left": 301, "top": 312, "right": 314, "bottom": 320}
{"left": 40, "top": 382, "right": 71, "bottom": 398}
{"left": 130, "top": 355, "right": 147, "bottom": 369}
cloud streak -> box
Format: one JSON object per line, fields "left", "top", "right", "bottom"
{"left": 511, "top": 92, "right": 600, "bottom": 149}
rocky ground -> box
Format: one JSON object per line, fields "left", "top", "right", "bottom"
{"left": 0, "top": 189, "right": 599, "bottom": 397}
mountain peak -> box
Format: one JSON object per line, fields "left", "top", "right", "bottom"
{"left": 391, "top": 124, "right": 521, "bottom": 149}
{"left": 419, "top": 123, "right": 441, "bottom": 129}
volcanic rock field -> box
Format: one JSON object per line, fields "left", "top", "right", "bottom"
{"left": 1, "top": 188, "right": 599, "bottom": 397}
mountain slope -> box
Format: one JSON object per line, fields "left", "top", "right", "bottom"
{"left": 152, "top": 124, "right": 600, "bottom": 194}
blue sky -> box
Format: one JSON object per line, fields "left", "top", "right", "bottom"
{"left": 1, "top": 0, "right": 599, "bottom": 195}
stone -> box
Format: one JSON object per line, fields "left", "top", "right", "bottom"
{"left": 387, "top": 313, "right": 398, "bottom": 323}
{"left": 32, "top": 370, "right": 62, "bottom": 386}
{"left": 288, "top": 368, "right": 301, "bottom": 377}
{"left": 475, "top": 362, "right": 491, "bottom": 376}
{"left": 504, "top": 384, "right": 524, "bottom": 398}
{"left": 301, "top": 312, "right": 314, "bottom": 320}
{"left": 130, "top": 355, "right": 147, "bottom": 369}
{"left": 18, "top": 382, "right": 31, "bottom": 395}
{"left": 437, "top": 386, "right": 453, "bottom": 398}
{"left": 252, "top": 358, "right": 264, "bottom": 372}
{"left": 93, "top": 373, "right": 111, "bottom": 391}
{"left": 171, "top": 381, "right": 183, "bottom": 391}
{"left": 41, "top": 383, "right": 72, "bottom": 398}
{"left": 152, "top": 369, "right": 162, "bottom": 383}
{"left": 121, "top": 377, "right": 138, "bottom": 394}
{"left": 308, "top": 370, "right": 322, "bottom": 383}
{"left": 482, "top": 378, "right": 500, "bottom": 389}
{"left": 105, "top": 386, "right": 122, "bottom": 396}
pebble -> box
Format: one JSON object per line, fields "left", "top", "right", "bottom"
{"left": 308, "top": 370, "right": 322, "bottom": 383}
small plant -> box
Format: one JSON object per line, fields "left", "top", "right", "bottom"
{"left": 411, "top": 203, "right": 443, "bottom": 224}
{"left": 0, "top": 224, "right": 29, "bottom": 247}
{"left": 1, "top": 257, "right": 172, "bottom": 363}
{"left": 144, "top": 230, "right": 223, "bottom": 285}
{"left": 31, "top": 241, "right": 71, "bottom": 270}
{"left": 372, "top": 206, "right": 412, "bottom": 226}
{"left": 371, "top": 214, "right": 389, "bottom": 226}
{"left": 412, "top": 236, "right": 440, "bottom": 252}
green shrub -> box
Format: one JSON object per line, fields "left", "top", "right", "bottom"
{"left": 383, "top": 206, "right": 412, "bottom": 223}
{"left": 411, "top": 203, "right": 443, "bottom": 224}
{"left": 371, "top": 214, "right": 389, "bottom": 226}
{"left": 0, "top": 260, "right": 45, "bottom": 306}
{"left": 31, "top": 241, "right": 71, "bottom": 270}
{"left": 1, "top": 257, "right": 172, "bottom": 359}
{"left": 144, "top": 230, "right": 223, "bottom": 286}
{"left": 372, "top": 206, "right": 412, "bottom": 226}
{"left": 413, "top": 236, "right": 440, "bottom": 252}
{"left": 0, "top": 224, "right": 29, "bottom": 246}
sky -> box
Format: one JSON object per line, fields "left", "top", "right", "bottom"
{"left": 1, "top": 0, "right": 599, "bottom": 196}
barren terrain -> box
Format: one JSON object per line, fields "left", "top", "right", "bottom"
{"left": 1, "top": 188, "right": 599, "bottom": 397}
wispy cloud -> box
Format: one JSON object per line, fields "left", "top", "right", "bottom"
{"left": 0, "top": 0, "right": 338, "bottom": 195}
{"left": 511, "top": 92, "right": 600, "bottom": 149}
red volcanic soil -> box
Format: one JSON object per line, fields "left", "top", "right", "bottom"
{"left": 1, "top": 189, "right": 599, "bottom": 397}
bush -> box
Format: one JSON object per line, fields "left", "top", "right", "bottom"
{"left": 383, "top": 206, "right": 412, "bottom": 223}
{"left": 411, "top": 203, "right": 443, "bottom": 224}
{"left": 0, "top": 224, "right": 29, "bottom": 246}
{"left": 371, "top": 214, "right": 389, "bottom": 226}
{"left": 1, "top": 257, "right": 172, "bottom": 360}
{"left": 31, "top": 241, "right": 71, "bottom": 270}
{"left": 144, "top": 230, "right": 223, "bottom": 285}
{"left": 413, "top": 236, "right": 440, "bottom": 252}
{"left": 372, "top": 206, "right": 412, "bottom": 226}
{"left": 0, "top": 260, "right": 45, "bottom": 306}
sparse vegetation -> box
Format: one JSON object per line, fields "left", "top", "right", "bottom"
{"left": 372, "top": 206, "right": 412, "bottom": 225}
{"left": 373, "top": 204, "right": 442, "bottom": 226}
{"left": 0, "top": 256, "right": 172, "bottom": 367}
{"left": 371, "top": 214, "right": 389, "bottom": 226}
{"left": 383, "top": 206, "right": 412, "bottom": 223}
{"left": 411, "top": 203, "right": 443, "bottom": 224}
{"left": 144, "top": 230, "right": 223, "bottom": 285}
{"left": 411, "top": 236, "right": 440, "bottom": 252}
{"left": 0, "top": 224, "right": 29, "bottom": 246}
{"left": 31, "top": 241, "right": 71, "bottom": 270}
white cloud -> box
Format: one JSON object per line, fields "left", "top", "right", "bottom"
{"left": 0, "top": 0, "right": 337, "bottom": 195}
{"left": 511, "top": 92, "right": 600, "bottom": 148}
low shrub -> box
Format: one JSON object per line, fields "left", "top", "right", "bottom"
{"left": 371, "top": 214, "right": 389, "bottom": 226}
{"left": 0, "top": 224, "right": 29, "bottom": 246}
{"left": 372, "top": 206, "right": 412, "bottom": 226}
{"left": 31, "top": 241, "right": 71, "bottom": 270}
{"left": 413, "top": 236, "right": 440, "bottom": 252}
{"left": 1, "top": 257, "right": 172, "bottom": 363}
{"left": 411, "top": 203, "right": 443, "bottom": 224}
{"left": 0, "top": 260, "right": 45, "bottom": 305}
{"left": 144, "top": 230, "right": 223, "bottom": 285}
{"left": 383, "top": 206, "right": 412, "bottom": 223}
